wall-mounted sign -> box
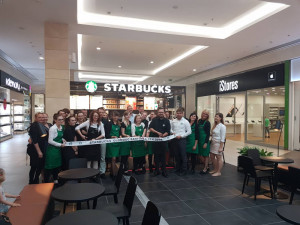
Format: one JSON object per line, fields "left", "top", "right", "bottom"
{"left": 0, "top": 71, "right": 30, "bottom": 94}
{"left": 104, "top": 83, "right": 171, "bottom": 93}
{"left": 196, "top": 63, "right": 285, "bottom": 97}
{"left": 85, "top": 80, "right": 97, "bottom": 93}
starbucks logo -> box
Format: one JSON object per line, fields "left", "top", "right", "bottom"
{"left": 85, "top": 80, "right": 97, "bottom": 93}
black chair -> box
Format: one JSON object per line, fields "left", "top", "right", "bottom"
{"left": 102, "top": 163, "right": 125, "bottom": 203}
{"left": 68, "top": 158, "right": 87, "bottom": 169}
{"left": 288, "top": 166, "right": 300, "bottom": 204}
{"left": 141, "top": 201, "right": 161, "bottom": 225}
{"left": 103, "top": 176, "right": 137, "bottom": 225}
{"left": 247, "top": 149, "right": 273, "bottom": 171}
{"left": 239, "top": 156, "right": 274, "bottom": 200}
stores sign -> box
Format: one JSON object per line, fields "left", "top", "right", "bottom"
{"left": 85, "top": 80, "right": 97, "bottom": 93}
{"left": 219, "top": 80, "right": 238, "bottom": 92}
{"left": 0, "top": 71, "right": 30, "bottom": 94}
{"left": 104, "top": 84, "right": 171, "bottom": 93}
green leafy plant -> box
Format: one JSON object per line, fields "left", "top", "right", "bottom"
{"left": 237, "top": 146, "right": 273, "bottom": 156}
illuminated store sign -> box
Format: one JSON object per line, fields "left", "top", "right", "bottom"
{"left": 0, "top": 71, "right": 30, "bottom": 94}
{"left": 85, "top": 80, "right": 97, "bottom": 93}
{"left": 104, "top": 83, "right": 171, "bottom": 93}
{"left": 219, "top": 80, "right": 238, "bottom": 92}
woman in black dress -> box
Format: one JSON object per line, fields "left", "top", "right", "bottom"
{"left": 62, "top": 116, "right": 78, "bottom": 170}
{"left": 75, "top": 111, "right": 87, "bottom": 158}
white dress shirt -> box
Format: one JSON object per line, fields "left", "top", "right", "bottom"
{"left": 171, "top": 117, "right": 191, "bottom": 138}
{"left": 48, "top": 124, "right": 63, "bottom": 147}
{"left": 212, "top": 123, "right": 226, "bottom": 143}
{"left": 75, "top": 120, "right": 105, "bottom": 137}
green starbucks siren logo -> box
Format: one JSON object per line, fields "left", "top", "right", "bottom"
{"left": 85, "top": 80, "right": 97, "bottom": 93}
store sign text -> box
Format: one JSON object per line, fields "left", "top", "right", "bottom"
{"left": 219, "top": 80, "right": 239, "bottom": 92}
{"left": 104, "top": 84, "right": 171, "bottom": 93}
{"left": 6, "top": 78, "right": 23, "bottom": 91}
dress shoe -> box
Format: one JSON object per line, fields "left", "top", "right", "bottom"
{"left": 162, "top": 171, "right": 168, "bottom": 178}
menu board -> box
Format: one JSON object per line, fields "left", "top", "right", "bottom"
{"left": 144, "top": 97, "right": 155, "bottom": 110}
{"left": 125, "top": 97, "right": 136, "bottom": 110}
{"left": 70, "top": 95, "right": 89, "bottom": 109}
{"left": 90, "top": 95, "right": 103, "bottom": 109}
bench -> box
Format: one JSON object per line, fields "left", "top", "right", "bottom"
{"left": 7, "top": 183, "right": 54, "bottom": 225}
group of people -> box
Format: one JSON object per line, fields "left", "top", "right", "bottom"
{"left": 26, "top": 105, "right": 226, "bottom": 185}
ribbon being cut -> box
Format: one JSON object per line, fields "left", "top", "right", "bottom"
{"left": 65, "top": 134, "right": 176, "bottom": 147}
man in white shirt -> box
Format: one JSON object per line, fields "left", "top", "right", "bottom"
{"left": 127, "top": 105, "right": 136, "bottom": 124}
{"left": 171, "top": 107, "right": 191, "bottom": 176}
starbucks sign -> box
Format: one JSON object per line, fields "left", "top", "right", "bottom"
{"left": 85, "top": 80, "right": 97, "bottom": 93}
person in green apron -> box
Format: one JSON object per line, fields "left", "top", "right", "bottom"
{"left": 198, "top": 110, "right": 211, "bottom": 174}
{"left": 131, "top": 115, "right": 146, "bottom": 175}
{"left": 186, "top": 112, "right": 199, "bottom": 174}
{"left": 106, "top": 111, "right": 121, "bottom": 178}
{"left": 120, "top": 111, "right": 131, "bottom": 175}
{"left": 145, "top": 112, "right": 156, "bottom": 173}
{"left": 44, "top": 114, "right": 66, "bottom": 183}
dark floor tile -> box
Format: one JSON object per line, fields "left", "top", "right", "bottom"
{"left": 172, "top": 188, "right": 208, "bottom": 200}
{"left": 262, "top": 203, "right": 288, "bottom": 215}
{"left": 232, "top": 206, "right": 282, "bottom": 225}
{"left": 186, "top": 178, "right": 215, "bottom": 188}
{"left": 185, "top": 198, "right": 226, "bottom": 214}
{"left": 129, "top": 205, "right": 146, "bottom": 223}
{"left": 200, "top": 211, "right": 251, "bottom": 225}
{"left": 197, "top": 186, "right": 235, "bottom": 197}
{"left": 157, "top": 201, "right": 195, "bottom": 218}
{"left": 166, "top": 214, "right": 208, "bottom": 225}
{"left": 214, "top": 195, "right": 256, "bottom": 209}
{"left": 106, "top": 193, "right": 142, "bottom": 206}
{"left": 146, "top": 190, "right": 180, "bottom": 203}
{"left": 138, "top": 181, "right": 168, "bottom": 192}
{"left": 161, "top": 179, "right": 192, "bottom": 190}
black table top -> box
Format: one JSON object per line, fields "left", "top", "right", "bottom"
{"left": 58, "top": 168, "right": 100, "bottom": 180}
{"left": 260, "top": 156, "right": 294, "bottom": 164}
{"left": 276, "top": 205, "right": 300, "bottom": 225}
{"left": 46, "top": 210, "right": 118, "bottom": 225}
{"left": 52, "top": 183, "right": 105, "bottom": 202}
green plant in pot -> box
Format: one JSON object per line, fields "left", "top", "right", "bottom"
{"left": 237, "top": 146, "right": 273, "bottom": 156}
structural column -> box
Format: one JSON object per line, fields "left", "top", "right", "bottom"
{"left": 44, "top": 22, "right": 70, "bottom": 118}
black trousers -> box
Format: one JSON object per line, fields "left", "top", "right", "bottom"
{"left": 44, "top": 167, "right": 61, "bottom": 183}
{"left": 153, "top": 141, "right": 167, "bottom": 172}
{"left": 133, "top": 156, "right": 145, "bottom": 171}
{"left": 187, "top": 153, "right": 197, "bottom": 170}
{"left": 29, "top": 166, "right": 43, "bottom": 184}
{"left": 121, "top": 155, "right": 129, "bottom": 171}
{"left": 172, "top": 139, "right": 187, "bottom": 172}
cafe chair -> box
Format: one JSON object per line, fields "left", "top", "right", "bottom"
{"left": 141, "top": 201, "right": 161, "bottom": 225}
{"left": 102, "top": 163, "right": 125, "bottom": 203}
{"left": 68, "top": 158, "right": 87, "bottom": 169}
{"left": 239, "top": 156, "right": 274, "bottom": 200}
{"left": 288, "top": 166, "right": 300, "bottom": 204}
{"left": 247, "top": 149, "right": 273, "bottom": 171}
{"left": 103, "top": 176, "right": 137, "bottom": 225}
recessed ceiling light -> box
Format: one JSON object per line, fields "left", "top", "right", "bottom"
{"left": 39, "top": 56, "right": 44, "bottom": 60}
{"left": 264, "top": 89, "right": 268, "bottom": 91}
{"left": 150, "top": 61, "right": 154, "bottom": 64}
{"left": 266, "top": 93, "right": 270, "bottom": 95}
{"left": 193, "top": 69, "right": 197, "bottom": 72}
{"left": 275, "top": 93, "right": 278, "bottom": 94}
{"left": 118, "top": 65, "right": 122, "bottom": 68}
{"left": 96, "top": 47, "right": 101, "bottom": 50}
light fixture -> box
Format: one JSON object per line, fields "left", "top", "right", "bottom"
{"left": 77, "top": 0, "right": 289, "bottom": 39}
{"left": 193, "top": 69, "right": 197, "bottom": 72}
{"left": 78, "top": 72, "right": 149, "bottom": 82}
{"left": 150, "top": 61, "right": 154, "bottom": 64}
{"left": 152, "top": 46, "right": 207, "bottom": 75}
{"left": 118, "top": 65, "right": 122, "bottom": 68}
{"left": 96, "top": 47, "right": 101, "bottom": 50}
{"left": 39, "top": 56, "right": 44, "bottom": 60}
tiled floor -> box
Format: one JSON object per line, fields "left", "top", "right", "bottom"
{"left": 0, "top": 134, "right": 298, "bottom": 225}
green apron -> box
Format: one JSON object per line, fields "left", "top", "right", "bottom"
{"left": 45, "top": 127, "right": 63, "bottom": 169}
{"left": 146, "top": 132, "right": 154, "bottom": 155}
{"left": 120, "top": 123, "right": 131, "bottom": 156}
{"left": 186, "top": 123, "right": 199, "bottom": 154}
{"left": 132, "top": 125, "right": 146, "bottom": 157}
{"left": 106, "top": 124, "right": 120, "bottom": 158}
{"left": 198, "top": 121, "right": 210, "bottom": 157}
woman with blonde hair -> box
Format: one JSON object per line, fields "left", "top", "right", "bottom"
{"left": 198, "top": 110, "right": 211, "bottom": 174}
{"left": 209, "top": 113, "right": 226, "bottom": 176}
{"left": 120, "top": 111, "right": 132, "bottom": 175}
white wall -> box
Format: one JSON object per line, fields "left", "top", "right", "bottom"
{"left": 265, "top": 95, "right": 285, "bottom": 104}
{"left": 185, "top": 84, "right": 195, "bottom": 116}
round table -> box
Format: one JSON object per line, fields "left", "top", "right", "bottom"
{"left": 276, "top": 205, "right": 300, "bottom": 224}
{"left": 58, "top": 168, "right": 100, "bottom": 182}
{"left": 51, "top": 183, "right": 105, "bottom": 213}
{"left": 46, "top": 210, "right": 118, "bottom": 225}
{"left": 261, "top": 156, "right": 294, "bottom": 199}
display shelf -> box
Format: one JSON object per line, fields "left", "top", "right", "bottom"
{"left": 0, "top": 123, "right": 12, "bottom": 127}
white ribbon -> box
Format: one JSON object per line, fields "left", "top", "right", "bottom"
{"left": 65, "top": 134, "right": 176, "bottom": 147}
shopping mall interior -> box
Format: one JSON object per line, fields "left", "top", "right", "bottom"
{"left": 1, "top": 0, "right": 300, "bottom": 224}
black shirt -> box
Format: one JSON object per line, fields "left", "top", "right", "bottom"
{"left": 63, "top": 125, "right": 76, "bottom": 142}
{"left": 142, "top": 119, "right": 148, "bottom": 129}
{"left": 190, "top": 121, "right": 199, "bottom": 141}
{"left": 149, "top": 117, "right": 171, "bottom": 137}
{"left": 198, "top": 119, "right": 211, "bottom": 143}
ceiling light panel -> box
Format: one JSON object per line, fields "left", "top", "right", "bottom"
{"left": 78, "top": 72, "right": 149, "bottom": 82}
{"left": 77, "top": 0, "right": 288, "bottom": 39}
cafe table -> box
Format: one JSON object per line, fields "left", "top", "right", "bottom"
{"left": 58, "top": 168, "right": 100, "bottom": 182}
{"left": 46, "top": 210, "right": 118, "bottom": 225}
{"left": 51, "top": 183, "right": 105, "bottom": 213}
{"left": 260, "top": 156, "right": 294, "bottom": 199}
{"left": 276, "top": 205, "right": 300, "bottom": 225}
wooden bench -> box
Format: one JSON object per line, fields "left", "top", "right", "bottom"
{"left": 7, "top": 183, "right": 54, "bottom": 225}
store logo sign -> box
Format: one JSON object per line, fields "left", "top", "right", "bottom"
{"left": 219, "top": 80, "right": 239, "bottom": 92}
{"left": 268, "top": 71, "right": 276, "bottom": 81}
{"left": 5, "top": 78, "right": 22, "bottom": 91}
{"left": 104, "top": 84, "right": 171, "bottom": 93}
{"left": 85, "top": 80, "right": 97, "bottom": 93}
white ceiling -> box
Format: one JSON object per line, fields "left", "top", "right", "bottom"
{"left": 0, "top": 0, "right": 299, "bottom": 91}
